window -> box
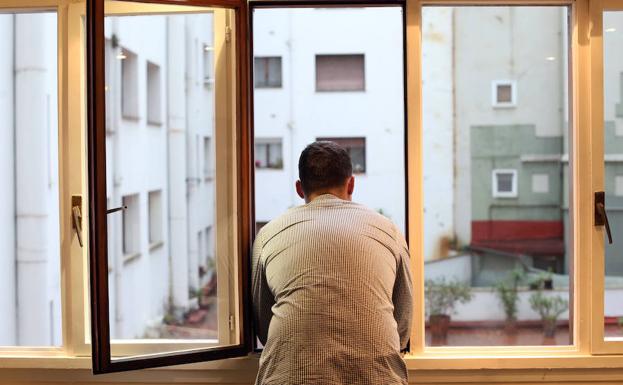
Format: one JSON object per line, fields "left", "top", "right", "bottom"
{"left": 492, "top": 169, "right": 518, "bottom": 198}
{"left": 615, "top": 175, "right": 623, "bottom": 197}
{"left": 146, "top": 61, "right": 162, "bottom": 125}
{"left": 7, "top": 0, "right": 623, "bottom": 379}
{"left": 316, "top": 54, "right": 365, "bottom": 92}
{"left": 122, "top": 194, "right": 140, "bottom": 257}
{"left": 254, "top": 56, "right": 282, "bottom": 88}
{"left": 0, "top": 10, "right": 61, "bottom": 347}
{"left": 148, "top": 190, "right": 162, "bottom": 245}
{"left": 204, "top": 136, "right": 213, "bottom": 179}
{"left": 88, "top": 1, "right": 249, "bottom": 373}
{"left": 492, "top": 80, "right": 517, "bottom": 108}
{"left": 532, "top": 173, "right": 550, "bottom": 193}
{"left": 203, "top": 44, "right": 214, "bottom": 87}
{"left": 317, "top": 137, "right": 366, "bottom": 174}
{"left": 422, "top": 5, "right": 570, "bottom": 347}
{"left": 255, "top": 138, "right": 283, "bottom": 169}
{"left": 120, "top": 47, "right": 139, "bottom": 119}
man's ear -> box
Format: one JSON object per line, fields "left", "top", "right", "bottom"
{"left": 295, "top": 180, "right": 305, "bottom": 199}
{"left": 347, "top": 176, "right": 355, "bottom": 196}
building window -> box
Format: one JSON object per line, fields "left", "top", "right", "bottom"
{"left": 254, "top": 56, "right": 282, "bottom": 88}
{"left": 203, "top": 44, "right": 214, "bottom": 87}
{"left": 122, "top": 194, "right": 140, "bottom": 256}
{"left": 615, "top": 175, "right": 623, "bottom": 197}
{"left": 316, "top": 137, "right": 366, "bottom": 173}
{"left": 255, "top": 138, "right": 283, "bottom": 169}
{"left": 146, "top": 61, "right": 162, "bottom": 125}
{"left": 120, "top": 47, "right": 139, "bottom": 119}
{"left": 491, "top": 80, "right": 517, "bottom": 108}
{"left": 316, "top": 54, "right": 365, "bottom": 92}
{"left": 148, "top": 190, "right": 163, "bottom": 245}
{"left": 492, "top": 169, "right": 518, "bottom": 198}
{"left": 204, "top": 136, "right": 213, "bottom": 179}
{"left": 532, "top": 173, "right": 550, "bottom": 193}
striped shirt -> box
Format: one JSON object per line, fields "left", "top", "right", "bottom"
{"left": 252, "top": 194, "right": 413, "bottom": 385}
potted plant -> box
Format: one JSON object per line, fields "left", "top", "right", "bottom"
{"left": 494, "top": 268, "right": 524, "bottom": 335}
{"left": 529, "top": 291, "right": 568, "bottom": 338}
{"left": 425, "top": 277, "right": 472, "bottom": 345}
{"left": 529, "top": 269, "right": 554, "bottom": 290}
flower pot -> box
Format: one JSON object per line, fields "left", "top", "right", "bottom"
{"left": 542, "top": 318, "right": 557, "bottom": 338}
{"left": 430, "top": 314, "right": 450, "bottom": 346}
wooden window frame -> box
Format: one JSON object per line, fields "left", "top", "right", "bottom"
{"left": 3, "top": 0, "right": 623, "bottom": 380}
{"left": 86, "top": 0, "right": 253, "bottom": 374}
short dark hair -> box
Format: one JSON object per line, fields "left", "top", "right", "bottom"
{"left": 298, "top": 141, "right": 353, "bottom": 195}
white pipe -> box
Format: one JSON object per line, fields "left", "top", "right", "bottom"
{"left": 15, "top": 13, "right": 53, "bottom": 345}
{"left": 0, "top": 14, "right": 16, "bottom": 346}
{"left": 168, "top": 16, "right": 190, "bottom": 313}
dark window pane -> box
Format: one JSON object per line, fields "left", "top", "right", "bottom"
{"left": 316, "top": 54, "right": 365, "bottom": 92}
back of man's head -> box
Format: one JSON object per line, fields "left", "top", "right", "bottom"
{"left": 298, "top": 141, "right": 353, "bottom": 196}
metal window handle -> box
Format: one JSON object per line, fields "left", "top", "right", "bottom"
{"left": 107, "top": 206, "right": 127, "bottom": 214}
{"left": 595, "top": 191, "right": 613, "bottom": 244}
{"left": 72, "top": 205, "right": 83, "bottom": 248}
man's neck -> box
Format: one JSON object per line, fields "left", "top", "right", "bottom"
{"left": 306, "top": 190, "right": 349, "bottom": 203}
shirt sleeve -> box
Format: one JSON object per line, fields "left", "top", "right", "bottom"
{"left": 251, "top": 233, "right": 275, "bottom": 345}
{"left": 392, "top": 228, "right": 413, "bottom": 351}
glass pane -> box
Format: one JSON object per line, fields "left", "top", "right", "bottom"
{"left": 253, "top": 7, "right": 405, "bottom": 232}
{"left": 422, "top": 6, "right": 571, "bottom": 346}
{"left": 603, "top": 10, "right": 623, "bottom": 340}
{"left": 0, "top": 11, "right": 61, "bottom": 347}
{"left": 103, "top": 1, "right": 239, "bottom": 355}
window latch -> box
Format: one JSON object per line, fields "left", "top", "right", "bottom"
{"left": 107, "top": 206, "right": 127, "bottom": 214}
{"left": 72, "top": 195, "right": 83, "bottom": 248}
{"left": 595, "top": 191, "right": 613, "bottom": 244}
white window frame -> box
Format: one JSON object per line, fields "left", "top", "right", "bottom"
{"left": 491, "top": 169, "right": 518, "bottom": 198}
{"left": 491, "top": 79, "right": 517, "bottom": 108}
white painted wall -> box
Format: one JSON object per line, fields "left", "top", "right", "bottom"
{"left": 0, "top": 14, "right": 16, "bottom": 346}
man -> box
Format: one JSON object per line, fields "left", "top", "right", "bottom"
{"left": 252, "top": 141, "right": 412, "bottom": 385}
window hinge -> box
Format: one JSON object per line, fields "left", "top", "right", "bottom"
{"left": 228, "top": 315, "right": 235, "bottom": 331}
{"left": 225, "top": 26, "right": 232, "bottom": 43}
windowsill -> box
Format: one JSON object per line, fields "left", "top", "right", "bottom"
{"left": 315, "top": 89, "right": 366, "bottom": 93}
{"left": 4, "top": 354, "right": 623, "bottom": 382}
{"left": 149, "top": 241, "right": 164, "bottom": 251}
{"left": 121, "top": 114, "right": 140, "bottom": 121}
{"left": 147, "top": 121, "right": 163, "bottom": 127}
{"left": 122, "top": 252, "right": 141, "bottom": 264}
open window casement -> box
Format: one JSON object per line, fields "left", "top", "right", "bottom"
{"left": 87, "top": 0, "right": 253, "bottom": 373}
{"left": 590, "top": 0, "right": 623, "bottom": 355}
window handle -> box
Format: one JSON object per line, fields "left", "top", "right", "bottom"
{"left": 595, "top": 191, "right": 613, "bottom": 244}
{"left": 107, "top": 206, "right": 127, "bottom": 215}
{"left": 72, "top": 195, "right": 83, "bottom": 248}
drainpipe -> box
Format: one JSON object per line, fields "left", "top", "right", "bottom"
{"left": 185, "top": 23, "right": 200, "bottom": 299}
{"left": 15, "top": 13, "right": 52, "bottom": 345}
{"left": 0, "top": 14, "right": 16, "bottom": 346}
{"left": 168, "top": 16, "right": 190, "bottom": 315}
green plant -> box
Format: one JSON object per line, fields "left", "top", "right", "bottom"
{"left": 495, "top": 268, "right": 525, "bottom": 322}
{"left": 529, "top": 291, "right": 568, "bottom": 322}
{"left": 425, "top": 277, "right": 472, "bottom": 317}
{"left": 529, "top": 269, "right": 554, "bottom": 290}
{"left": 618, "top": 317, "right": 623, "bottom": 331}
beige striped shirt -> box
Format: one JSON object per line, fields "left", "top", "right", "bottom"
{"left": 252, "top": 194, "right": 412, "bottom": 385}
